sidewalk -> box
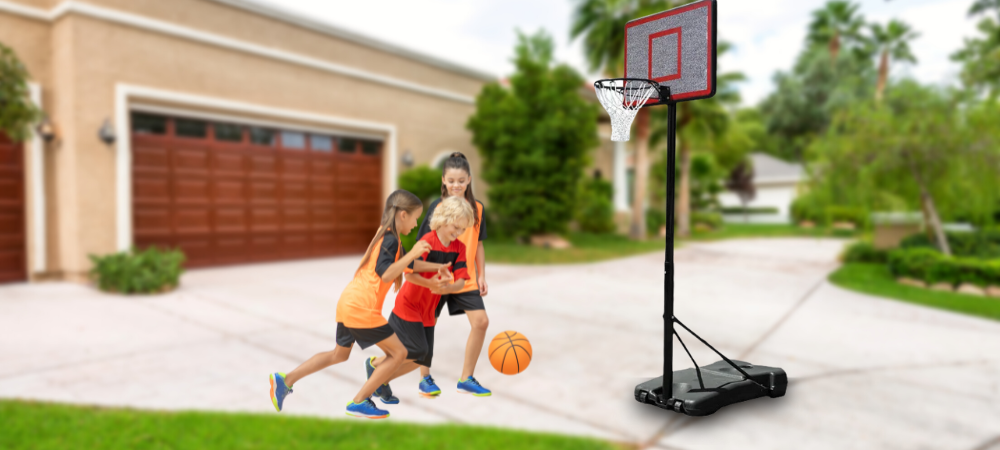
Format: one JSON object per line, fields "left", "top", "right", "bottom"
{"left": 1, "top": 237, "right": 999, "bottom": 449}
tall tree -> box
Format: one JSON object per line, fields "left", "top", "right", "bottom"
{"left": 805, "top": 80, "right": 1000, "bottom": 256}
{"left": 870, "top": 19, "right": 918, "bottom": 103}
{"left": 806, "top": 1, "right": 867, "bottom": 63}
{"left": 467, "top": 31, "right": 599, "bottom": 238}
{"left": 0, "top": 43, "right": 41, "bottom": 142}
{"left": 571, "top": 0, "right": 677, "bottom": 239}
{"left": 952, "top": 1, "right": 1000, "bottom": 98}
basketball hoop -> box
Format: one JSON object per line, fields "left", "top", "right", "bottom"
{"left": 593, "top": 78, "right": 661, "bottom": 142}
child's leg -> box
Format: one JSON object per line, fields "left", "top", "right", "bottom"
{"left": 371, "top": 356, "right": 421, "bottom": 381}
{"left": 461, "top": 310, "right": 489, "bottom": 379}
{"left": 352, "top": 335, "right": 407, "bottom": 404}
{"left": 419, "top": 366, "right": 431, "bottom": 378}
{"left": 285, "top": 344, "right": 352, "bottom": 386}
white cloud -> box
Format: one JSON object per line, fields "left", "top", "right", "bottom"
{"left": 263, "top": 0, "right": 982, "bottom": 106}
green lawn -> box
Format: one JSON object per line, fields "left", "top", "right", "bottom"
{"left": 0, "top": 400, "right": 624, "bottom": 450}
{"left": 487, "top": 232, "right": 666, "bottom": 264}
{"left": 828, "top": 263, "right": 1000, "bottom": 321}
{"left": 690, "top": 223, "right": 859, "bottom": 241}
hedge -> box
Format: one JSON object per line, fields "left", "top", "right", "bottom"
{"left": 888, "top": 247, "right": 1000, "bottom": 288}
{"left": 842, "top": 241, "right": 888, "bottom": 263}
{"left": 899, "top": 230, "right": 1000, "bottom": 259}
{"left": 89, "top": 247, "right": 185, "bottom": 294}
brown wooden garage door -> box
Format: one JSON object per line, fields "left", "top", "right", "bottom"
{"left": 131, "top": 113, "right": 383, "bottom": 268}
{"left": 0, "top": 132, "right": 26, "bottom": 283}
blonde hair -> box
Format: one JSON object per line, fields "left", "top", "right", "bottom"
{"left": 357, "top": 189, "right": 423, "bottom": 292}
{"left": 430, "top": 196, "right": 474, "bottom": 231}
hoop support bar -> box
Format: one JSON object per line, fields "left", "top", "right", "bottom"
{"left": 663, "top": 88, "right": 676, "bottom": 398}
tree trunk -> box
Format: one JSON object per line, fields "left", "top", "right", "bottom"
{"left": 829, "top": 30, "right": 840, "bottom": 62}
{"left": 875, "top": 50, "right": 889, "bottom": 103}
{"left": 677, "top": 137, "right": 691, "bottom": 238}
{"left": 906, "top": 153, "right": 952, "bottom": 256}
{"left": 630, "top": 108, "right": 650, "bottom": 240}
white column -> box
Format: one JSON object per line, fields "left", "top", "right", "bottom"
{"left": 613, "top": 140, "right": 629, "bottom": 211}
{"left": 28, "top": 82, "right": 45, "bottom": 272}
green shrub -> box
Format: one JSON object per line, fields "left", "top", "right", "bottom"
{"left": 691, "top": 211, "right": 723, "bottom": 229}
{"left": 89, "top": 247, "right": 185, "bottom": 294}
{"left": 826, "top": 205, "right": 866, "bottom": 227}
{"left": 575, "top": 178, "right": 615, "bottom": 234}
{"left": 791, "top": 195, "right": 824, "bottom": 224}
{"left": 646, "top": 208, "right": 667, "bottom": 236}
{"left": 887, "top": 247, "right": 1000, "bottom": 287}
{"left": 900, "top": 230, "right": 1000, "bottom": 259}
{"left": 843, "top": 242, "right": 888, "bottom": 263}
{"left": 398, "top": 165, "right": 441, "bottom": 205}
{"left": 720, "top": 206, "right": 779, "bottom": 215}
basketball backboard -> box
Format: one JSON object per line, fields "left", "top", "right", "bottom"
{"left": 624, "top": 0, "right": 717, "bottom": 104}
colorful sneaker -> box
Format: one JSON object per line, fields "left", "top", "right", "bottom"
{"left": 345, "top": 398, "right": 390, "bottom": 419}
{"left": 418, "top": 375, "right": 441, "bottom": 397}
{"left": 457, "top": 376, "right": 492, "bottom": 397}
{"left": 269, "top": 372, "right": 293, "bottom": 412}
{"left": 365, "top": 356, "right": 399, "bottom": 405}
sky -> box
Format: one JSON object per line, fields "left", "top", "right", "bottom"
{"left": 264, "top": 0, "right": 982, "bottom": 106}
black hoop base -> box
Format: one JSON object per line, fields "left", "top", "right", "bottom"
{"left": 635, "top": 360, "right": 787, "bottom": 416}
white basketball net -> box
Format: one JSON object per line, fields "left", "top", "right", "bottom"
{"left": 594, "top": 79, "right": 658, "bottom": 142}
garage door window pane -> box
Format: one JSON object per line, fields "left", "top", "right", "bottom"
{"left": 215, "top": 123, "right": 242, "bottom": 142}
{"left": 339, "top": 137, "right": 357, "bottom": 153}
{"left": 281, "top": 131, "right": 305, "bottom": 149}
{"left": 361, "top": 140, "right": 382, "bottom": 156}
{"left": 132, "top": 113, "right": 166, "bottom": 135}
{"left": 310, "top": 134, "right": 333, "bottom": 152}
{"left": 176, "top": 119, "right": 208, "bottom": 138}
{"left": 249, "top": 127, "right": 275, "bottom": 146}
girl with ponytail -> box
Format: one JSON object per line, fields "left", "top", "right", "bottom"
{"left": 410, "top": 152, "right": 494, "bottom": 397}
{"left": 268, "top": 189, "right": 452, "bottom": 419}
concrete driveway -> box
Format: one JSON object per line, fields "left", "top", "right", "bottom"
{"left": 2, "top": 237, "right": 999, "bottom": 450}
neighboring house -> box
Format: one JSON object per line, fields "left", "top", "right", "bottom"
{"left": 0, "top": 0, "right": 493, "bottom": 283}
{"left": 717, "top": 153, "right": 804, "bottom": 224}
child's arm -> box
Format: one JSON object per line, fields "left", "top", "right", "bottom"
{"left": 411, "top": 260, "right": 450, "bottom": 273}
{"left": 404, "top": 272, "right": 450, "bottom": 292}
{"left": 439, "top": 277, "right": 469, "bottom": 294}
{"left": 380, "top": 240, "right": 431, "bottom": 283}
{"left": 476, "top": 241, "right": 487, "bottom": 296}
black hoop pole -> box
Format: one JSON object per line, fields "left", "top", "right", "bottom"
{"left": 663, "top": 92, "right": 677, "bottom": 400}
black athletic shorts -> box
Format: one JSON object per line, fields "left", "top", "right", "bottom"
{"left": 388, "top": 313, "right": 435, "bottom": 367}
{"left": 435, "top": 290, "right": 486, "bottom": 318}
{"left": 335, "top": 322, "right": 394, "bottom": 350}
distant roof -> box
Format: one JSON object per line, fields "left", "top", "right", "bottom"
{"left": 752, "top": 153, "right": 802, "bottom": 183}
{"left": 208, "top": 0, "right": 497, "bottom": 82}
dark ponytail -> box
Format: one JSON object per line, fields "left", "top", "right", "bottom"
{"left": 440, "top": 152, "right": 480, "bottom": 228}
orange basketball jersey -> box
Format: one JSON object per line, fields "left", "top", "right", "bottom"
{"left": 417, "top": 198, "right": 485, "bottom": 294}
{"left": 336, "top": 230, "right": 412, "bottom": 329}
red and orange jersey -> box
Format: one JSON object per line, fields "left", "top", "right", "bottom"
{"left": 336, "top": 230, "right": 412, "bottom": 329}
{"left": 417, "top": 198, "right": 485, "bottom": 293}
{"left": 393, "top": 230, "right": 469, "bottom": 326}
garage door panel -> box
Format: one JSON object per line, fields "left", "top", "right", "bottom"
{"left": 213, "top": 152, "right": 245, "bottom": 176}
{"left": 213, "top": 208, "right": 246, "bottom": 233}
{"left": 134, "top": 208, "right": 172, "bottom": 237}
{"left": 174, "top": 149, "right": 211, "bottom": 175}
{"left": 0, "top": 134, "right": 24, "bottom": 283}
{"left": 175, "top": 208, "right": 213, "bottom": 234}
{"left": 283, "top": 182, "right": 308, "bottom": 204}
{"left": 249, "top": 182, "right": 278, "bottom": 204}
{"left": 250, "top": 208, "right": 279, "bottom": 231}
{"left": 131, "top": 115, "right": 381, "bottom": 269}
{"left": 213, "top": 180, "right": 245, "bottom": 204}
{"left": 175, "top": 179, "right": 211, "bottom": 205}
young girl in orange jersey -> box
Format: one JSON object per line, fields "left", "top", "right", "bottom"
{"left": 268, "top": 189, "right": 450, "bottom": 419}
{"left": 416, "top": 152, "right": 493, "bottom": 397}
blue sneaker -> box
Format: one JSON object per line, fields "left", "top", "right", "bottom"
{"left": 419, "top": 375, "right": 441, "bottom": 397}
{"left": 457, "top": 376, "right": 491, "bottom": 397}
{"left": 365, "top": 356, "right": 399, "bottom": 404}
{"left": 269, "top": 372, "right": 293, "bottom": 412}
{"left": 345, "top": 398, "right": 389, "bottom": 419}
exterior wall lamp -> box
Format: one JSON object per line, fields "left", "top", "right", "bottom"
{"left": 98, "top": 118, "right": 115, "bottom": 145}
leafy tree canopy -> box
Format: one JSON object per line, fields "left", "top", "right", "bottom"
{"left": 0, "top": 43, "right": 41, "bottom": 142}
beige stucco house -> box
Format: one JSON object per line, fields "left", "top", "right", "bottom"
{"left": 0, "top": 0, "right": 495, "bottom": 283}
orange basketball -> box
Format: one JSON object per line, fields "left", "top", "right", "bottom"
{"left": 488, "top": 331, "right": 532, "bottom": 375}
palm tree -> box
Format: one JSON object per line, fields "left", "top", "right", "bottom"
{"left": 571, "top": 0, "right": 677, "bottom": 239}
{"left": 650, "top": 42, "right": 745, "bottom": 237}
{"left": 870, "top": 20, "right": 918, "bottom": 103}
{"left": 806, "top": 1, "right": 866, "bottom": 62}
